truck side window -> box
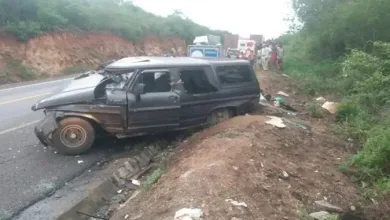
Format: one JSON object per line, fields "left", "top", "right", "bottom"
{"left": 179, "top": 69, "right": 217, "bottom": 94}
{"left": 139, "top": 71, "right": 171, "bottom": 93}
{"left": 216, "top": 65, "right": 252, "bottom": 85}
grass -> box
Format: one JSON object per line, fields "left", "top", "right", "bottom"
{"left": 3, "top": 57, "right": 37, "bottom": 81}
{"left": 307, "top": 102, "right": 324, "bottom": 118}
{"left": 142, "top": 167, "right": 165, "bottom": 190}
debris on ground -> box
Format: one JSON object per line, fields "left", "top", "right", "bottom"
{"left": 131, "top": 179, "right": 141, "bottom": 186}
{"left": 277, "top": 91, "right": 290, "bottom": 97}
{"left": 279, "top": 170, "right": 290, "bottom": 180}
{"left": 315, "top": 200, "right": 344, "bottom": 213}
{"left": 174, "top": 208, "right": 203, "bottom": 220}
{"left": 321, "top": 101, "right": 337, "bottom": 114}
{"left": 309, "top": 211, "right": 333, "bottom": 220}
{"left": 259, "top": 101, "right": 297, "bottom": 116}
{"left": 260, "top": 89, "right": 272, "bottom": 102}
{"left": 273, "top": 96, "right": 285, "bottom": 107}
{"left": 282, "top": 118, "right": 312, "bottom": 131}
{"left": 260, "top": 93, "right": 267, "bottom": 101}
{"left": 225, "top": 199, "right": 248, "bottom": 208}
{"left": 316, "top": 97, "right": 327, "bottom": 103}
{"left": 77, "top": 160, "right": 84, "bottom": 164}
{"left": 265, "top": 116, "right": 286, "bottom": 128}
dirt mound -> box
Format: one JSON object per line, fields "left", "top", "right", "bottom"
{"left": 111, "top": 114, "right": 359, "bottom": 220}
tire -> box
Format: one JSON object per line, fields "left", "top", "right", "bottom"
{"left": 207, "top": 108, "right": 234, "bottom": 126}
{"left": 51, "top": 117, "right": 96, "bottom": 155}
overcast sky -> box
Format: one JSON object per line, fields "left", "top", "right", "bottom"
{"left": 131, "top": 0, "right": 294, "bottom": 39}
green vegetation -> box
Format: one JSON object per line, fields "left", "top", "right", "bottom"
{"left": 280, "top": 0, "right": 390, "bottom": 193}
{"left": 307, "top": 102, "right": 323, "bottom": 118}
{"left": 0, "top": 0, "right": 228, "bottom": 43}
{"left": 142, "top": 167, "right": 165, "bottom": 190}
{"left": 1, "top": 57, "right": 36, "bottom": 81}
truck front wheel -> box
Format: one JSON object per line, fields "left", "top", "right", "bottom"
{"left": 51, "top": 117, "right": 96, "bottom": 155}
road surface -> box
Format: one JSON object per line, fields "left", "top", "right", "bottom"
{"left": 0, "top": 78, "right": 109, "bottom": 220}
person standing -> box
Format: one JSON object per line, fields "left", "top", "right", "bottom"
{"left": 270, "top": 43, "right": 277, "bottom": 68}
{"left": 261, "top": 45, "right": 271, "bottom": 71}
{"left": 249, "top": 50, "right": 256, "bottom": 68}
{"left": 256, "top": 46, "right": 262, "bottom": 69}
{"left": 276, "top": 44, "right": 284, "bottom": 70}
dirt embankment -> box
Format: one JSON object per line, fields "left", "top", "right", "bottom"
{"left": 0, "top": 30, "right": 186, "bottom": 84}
{"left": 110, "top": 70, "right": 389, "bottom": 220}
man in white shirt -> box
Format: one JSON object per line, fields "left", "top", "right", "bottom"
{"left": 261, "top": 45, "right": 271, "bottom": 71}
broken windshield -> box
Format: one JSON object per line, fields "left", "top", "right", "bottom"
{"left": 106, "top": 72, "right": 134, "bottom": 90}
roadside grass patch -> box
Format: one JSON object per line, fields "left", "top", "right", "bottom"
{"left": 142, "top": 166, "right": 165, "bottom": 190}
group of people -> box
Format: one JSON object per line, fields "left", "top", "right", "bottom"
{"left": 230, "top": 42, "right": 284, "bottom": 71}
{"left": 257, "top": 43, "right": 284, "bottom": 71}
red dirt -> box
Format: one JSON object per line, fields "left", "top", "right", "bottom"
{"left": 109, "top": 70, "right": 390, "bottom": 220}
{"left": 0, "top": 30, "right": 186, "bottom": 83}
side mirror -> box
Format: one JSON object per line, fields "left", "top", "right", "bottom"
{"left": 134, "top": 83, "right": 145, "bottom": 95}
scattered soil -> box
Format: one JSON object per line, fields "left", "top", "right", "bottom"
{"left": 110, "top": 70, "right": 389, "bottom": 220}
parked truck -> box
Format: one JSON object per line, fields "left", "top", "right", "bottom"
{"left": 188, "top": 34, "right": 224, "bottom": 58}
{"left": 224, "top": 34, "right": 264, "bottom": 53}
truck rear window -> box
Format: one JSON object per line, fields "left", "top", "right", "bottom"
{"left": 216, "top": 65, "right": 252, "bottom": 85}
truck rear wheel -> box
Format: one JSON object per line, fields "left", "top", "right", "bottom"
{"left": 51, "top": 117, "right": 95, "bottom": 155}
{"left": 207, "top": 108, "right": 234, "bottom": 126}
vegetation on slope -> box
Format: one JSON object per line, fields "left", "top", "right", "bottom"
{"left": 279, "top": 0, "right": 390, "bottom": 193}
{"left": 0, "top": 0, "right": 228, "bottom": 43}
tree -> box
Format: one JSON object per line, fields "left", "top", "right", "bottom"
{"left": 0, "top": 0, "right": 229, "bottom": 42}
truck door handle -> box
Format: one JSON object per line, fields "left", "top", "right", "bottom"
{"left": 168, "top": 96, "right": 178, "bottom": 101}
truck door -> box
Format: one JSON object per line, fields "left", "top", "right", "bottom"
{"left": 127, "top": 69, "right": 180, "bottom": 133}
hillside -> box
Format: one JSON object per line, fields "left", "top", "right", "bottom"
{"left": 0, "top": 0, "right": 227, "bottom": 84}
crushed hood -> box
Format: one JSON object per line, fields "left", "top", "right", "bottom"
{"left": 32, "top": 73, "right": 105, "bottom": 111}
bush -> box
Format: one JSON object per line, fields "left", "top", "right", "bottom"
{"left": 5, "top": 21, "right": 42, "bottom": 41}
{"left": 352, "top": 127, "right": 390, "bottom": 180}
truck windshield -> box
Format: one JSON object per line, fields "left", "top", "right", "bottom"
{"left": 106, "top": 72, "right": 134, "bottom": 90}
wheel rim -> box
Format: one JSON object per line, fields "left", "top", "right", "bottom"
{"left": 59, "top": 125, "right": 87, "bottom": 148}
{"left": 216, "top": 109, "right": 229, "bottom": 122}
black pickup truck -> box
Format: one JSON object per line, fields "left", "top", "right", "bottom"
{"left": 32, "top": 57, "right": 260, "bottom": 155}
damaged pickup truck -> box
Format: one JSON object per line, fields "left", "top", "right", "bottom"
{"left": 31, "top": 57, "right": 260, "bottom": 155}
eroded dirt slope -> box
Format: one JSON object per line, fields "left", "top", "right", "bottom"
{"left": 0, "top": 30, "right": 185, "bottom": 83}
{"left": 109, "top": 71, "right": 390, "bottom": 220}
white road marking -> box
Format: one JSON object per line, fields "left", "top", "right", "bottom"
{"left": 0, "top": 78, "right": 73, "bottom": 92}
{"left": 0, "top": 120, "right": 40, "bottom": 136}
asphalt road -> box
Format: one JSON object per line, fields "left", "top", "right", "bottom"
{"left": 0, "top": 78, "right": 109, "bottom": 220}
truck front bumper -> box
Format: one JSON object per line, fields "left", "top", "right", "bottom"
{"left": 34, "top": 112, "right": 60, "bottom": 147}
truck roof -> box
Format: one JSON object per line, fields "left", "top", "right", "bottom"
{"left": 106, "top": 56, "right": 250, "bottom": 70}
